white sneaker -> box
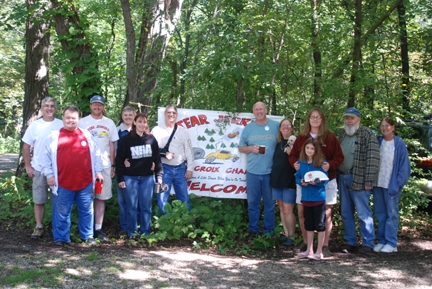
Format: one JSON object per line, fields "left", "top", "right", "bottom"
{"left": 380, "top": 244, "right": 397, "bottom": 253}
{"left": 374, "top": 243, "right": 385, "bottom": 252}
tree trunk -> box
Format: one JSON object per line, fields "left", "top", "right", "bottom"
{"left": 398, "top": 0, "right": 410, "bottom": 112}
{"left": 311, "top": 0, "right": 322, "bottom": 106}
{"left": 50, "top": 0, "right": 101, "bottom": 105}
{"left": 18, "top": 0, "right": 51, "bottom": 176}
{"left": 121, "top": 0, "right": 184, "bottom": 114}
{"left": 347, "top": 0, "right": 362, "bottom": 108}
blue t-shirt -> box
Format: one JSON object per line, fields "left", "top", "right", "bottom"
{"left": 239, "top": 119, "right": 279, "bottom": 174}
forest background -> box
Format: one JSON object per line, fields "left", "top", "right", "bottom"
{"left": 0, "top": 0, "right": 431, "bottom": 252}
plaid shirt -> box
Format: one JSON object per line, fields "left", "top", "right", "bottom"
{"left": 338, "top": 125, "right": 380, "bottom": 191}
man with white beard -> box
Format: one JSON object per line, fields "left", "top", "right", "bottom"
{"left": 337, "top": 107, "right": 380, "bottom": 255}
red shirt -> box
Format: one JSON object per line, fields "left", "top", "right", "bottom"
{"left": 57, "top": 128, "right": 92, "bottom": 190}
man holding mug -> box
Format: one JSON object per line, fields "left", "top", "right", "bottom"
{"left": 239, "top": 101, "right": 279, "bottom": 238}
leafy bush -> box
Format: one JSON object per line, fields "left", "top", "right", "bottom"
{"left": 0, "top": 135, "right": 20, "bottom": 154}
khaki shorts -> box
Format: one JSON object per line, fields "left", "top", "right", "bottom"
{"left": 296, "top": 178, "right": 338, "bottom": 205}
{"left": 94, "top": 167, "right": 112, "bottom": 200}
{"left": 33, "top": 170, "right": 49, "bottom": 204}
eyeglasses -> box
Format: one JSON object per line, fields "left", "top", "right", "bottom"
{"left": 309, "top": 116, "right": 321, "bottom": 120}
{"left": 380, "top": 125, "right": 391, "bottom": 128}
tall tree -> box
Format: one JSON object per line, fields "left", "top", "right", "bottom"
{"left": 121, "top": 0, "right": 184, "bottom": 113}
{"left": 50, "top": 0, "right": 102, "bottom": 107}
{"left": 398, "top": 0, "right": 410, "bottom": 112}
{"left": 18, "top": 0, "right": 51, "bottom": 176}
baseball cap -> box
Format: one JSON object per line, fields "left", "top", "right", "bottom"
{"left": 90, "top": 95, "right": 105, "bottom": 104}
{"left": 343, "top": 107, "right": 361, "bottom": 118}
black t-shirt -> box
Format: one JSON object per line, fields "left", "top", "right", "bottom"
{"left": 270, "top": 139, "right": 296, "bottom": 188}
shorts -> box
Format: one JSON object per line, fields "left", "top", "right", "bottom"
{"left": 272, "top": 188, "right": 296, "bottom": 204}
{"left": 296, "top": 178, "right": 338, "bottom": 205}
{"left": 32, "top": 170, "right": 49, "bottom": 204}
{"left": 94, "top": 167, "right": 112, "bottom": 200}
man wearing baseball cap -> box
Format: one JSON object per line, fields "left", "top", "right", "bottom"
{"left": 79, "top": 95, "right": 119, "bottom": 241}
{"left": 337, "top": 107, "right": 380, "bottom": 254}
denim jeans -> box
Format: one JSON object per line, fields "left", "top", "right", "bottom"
{"left": 124, "top": 175, "right": 154, "bottom": 236}
{"left": 373, "top": 187, "right": 400, "bottom": 247}
{"left": 246, "top": 172, "right": 275, "bottom": 234}
{"left": 117, "top": 186, "right": 127, "bottom": 232}
{"left": 338, "top": 173, "right": 375, "bottom": 248}
{"left": 52, "top": 183, "right": 94, "bottom": 242}
{"left": 157, "top": 162, "right": 191, "bottom": 214}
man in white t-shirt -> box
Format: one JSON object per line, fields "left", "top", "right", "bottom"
{"left": 22, "top": 97, "right": 63, "bottom": 239}
{"left": 79, "top": 95, "right": 119, "bottom": 241}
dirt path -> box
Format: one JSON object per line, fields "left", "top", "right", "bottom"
{"left": 1, "top": 229, "right": 432, "bottom": 288}
{"left": 0, "top": 153, "right": 18, "bottom": 175}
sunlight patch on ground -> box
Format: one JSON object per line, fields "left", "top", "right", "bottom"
{"left": 150, "top": 250, "right": 261, "bottom": 266}
{"left": 65, "top": 268, "right": 93, "bottom": 276}
{"left": 118, "top": 269, "right": 150, "bottom": 281}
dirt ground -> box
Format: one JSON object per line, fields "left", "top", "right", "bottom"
{"left": 1, "top": 225, "right": 432, "bottom": 288}
{"left": 1, "top": 154, "right": 432, "bottom": 288}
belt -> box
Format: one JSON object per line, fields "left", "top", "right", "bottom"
{"left": 338, "top": 171, "right": 352, "bottom": 175}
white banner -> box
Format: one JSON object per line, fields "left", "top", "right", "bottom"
{"left": 157, "top": 108, "right": 284, "bottom": 199}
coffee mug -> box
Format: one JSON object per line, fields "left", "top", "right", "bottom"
{"left": 154, "top": 183, "right": 168, "bottom": 194}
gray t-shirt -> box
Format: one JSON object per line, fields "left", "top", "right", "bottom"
{"left": 339, "top": 134, "right": 356, "bottom": 172}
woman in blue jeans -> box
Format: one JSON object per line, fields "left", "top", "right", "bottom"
{"left": 373, "top": 117, "right": 411, "bottom": 253}
{"left": 116, "top": 113, "right": 163, "bottom": 238}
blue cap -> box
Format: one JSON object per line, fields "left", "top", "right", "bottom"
{"left": 343, "top": 107, "right": 361, "bottom": 118}
{"left": 90, "top": 95, "right": 105, "bottom": 104}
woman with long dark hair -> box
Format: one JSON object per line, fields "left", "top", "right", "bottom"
{"left": 289, "top": 108, "right": 344, "bottom": 256}
{"left": 116, "top": 113, "right": 163, "bottom": 238}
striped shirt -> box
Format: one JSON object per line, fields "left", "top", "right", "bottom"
{"left": 338, "top": 125, "right": 380, "bottom": 191}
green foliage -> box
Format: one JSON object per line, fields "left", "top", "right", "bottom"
{"left": 0, "top": 266, "right": 62, "bottom": 287}
{"left": 0, "top": 134, "right": 20, "bottom": 154}
{"left": 150, "top": 195, "right": 248, "bottom": 252}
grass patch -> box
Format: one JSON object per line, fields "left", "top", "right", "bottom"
{"left": 0, "top": 266, "right": 63, "bottom": 287}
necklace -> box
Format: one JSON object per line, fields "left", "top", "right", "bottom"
{"left": 281, "top": 139, "right": 289, "bottom": 152}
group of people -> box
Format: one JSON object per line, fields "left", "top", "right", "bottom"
{"left": 240, "top": 102, "right": 411, "bottom": 260}
{"left": 23, "top": 97, "right": 194, "bottom": 245}
{"left": 23, "top": 97, "right": 411, "bottom": 254}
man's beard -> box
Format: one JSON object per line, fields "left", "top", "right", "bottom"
{"left": 344, "top": 122, "right": 360, "bottom": 136}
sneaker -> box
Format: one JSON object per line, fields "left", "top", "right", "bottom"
{"left": 279, "top": 234, "right": 288, "bottom": 242}
{"left": 281, "top": 238, "right": 295, "bottom": 246}
{"left": 94, "top": 229, "right": 108, "bottom": 241}
{"left": 341, "top": 244, "right": 357, "bottom": 254}
{"left": 82, "top": 238, "right": 96, "bottom": 245}
{"left": 248, "top": 231, "right": 258, "bottom": 240}
{"left": 31, "top": 227, "right": 43, "bottom": 239}
{"left": 322, "top": 245, "right": 332, "bottom": 257}
{"left": 54, "top": 241, "right": 67, "bottom": 246}
{"left": 374, "top": 243, "right": 385, "bottom": 252}
{"left": 380, "top": 244, "right": 397, "bottom": 253}
{"left": 293, "top": 242, "right": 307, "bottom": 253}
{"left": 358, "top": 246, "right": 374, "bottom": 254}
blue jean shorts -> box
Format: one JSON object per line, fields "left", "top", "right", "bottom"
{"left": 272, "top": 188, "right": 296, "bottom": 205}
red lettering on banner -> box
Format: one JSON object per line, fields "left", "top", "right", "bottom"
{"left": 225, "top": 168, "right": 246, "bottom": 174}
{"left": 193, "top": 166, "right": 220, "bottom": 173}
{"left": 177, "top": 114, "right": 210, "bottom": 129}
{"left": 188, "top": 181, "right": 246, "bottom": 194}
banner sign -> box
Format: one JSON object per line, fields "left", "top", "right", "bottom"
{"left": 157, "top": 108, "right": 283, "bottom": 199}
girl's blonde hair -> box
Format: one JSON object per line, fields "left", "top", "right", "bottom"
{"left": 299, "top": 138, "right": 324, "bottom": 167}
